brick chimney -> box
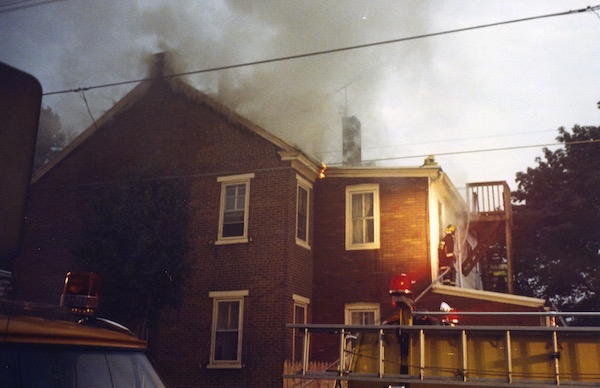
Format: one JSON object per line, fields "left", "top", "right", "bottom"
{"left": 342, "top": 116, "right": 361, "bottom": 166}
{"left": 148, "top": 51, "right": 170, "bottom": 77}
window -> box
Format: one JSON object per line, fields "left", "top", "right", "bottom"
{"left": 208, "top": 290, "right": 248, "bottom": 368}
{"left": 345, "top": 184, "right": 380, "bottom": 250}
{"left": 292, "top": 294, "right": 309, "bottom": 362}
{"left": 296, "top": 175, "right": 312, "bottom": 248}
{"left": 344, "top": 302, "right": 380, "bottom": 325}
{"left": 217, "top": 173, "right": 254, "bottom": 244}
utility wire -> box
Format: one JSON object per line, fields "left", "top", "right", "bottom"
{"left": 79, "top": 90, "right": 98, "bottom": 130}
{"left": 315, "top": 128, "right": 561, "bottom": 156}
{"left": 325, "top": 138, "right": 600, "bottom": 166}
{"left": 43, "top": 5, "right": 600, "bottom": 96}
{"left": 0, "top": 0, "right": 63, "bottom": 14}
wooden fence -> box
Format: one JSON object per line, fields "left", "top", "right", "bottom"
{"left": 283, "top": 360, "right": 336, "bottom": 388}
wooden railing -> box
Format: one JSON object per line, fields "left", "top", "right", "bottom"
{"left": 283, "top": 360, "right": 335, "bottom": 388}
{"left": 466, "top": 181, "right": 511, "bottom": 217}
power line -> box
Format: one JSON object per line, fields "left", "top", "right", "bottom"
{"left": 43, "top": 5, "right": 600, "bottom": 96}
{"left": 326, "top": 138, "right": 600, "bottom": 166}
{"left": 315, "top": 128, "right": 561, "bottom": 156}
{"left": 0, "top": 0, "right": 63, "bottom": 14}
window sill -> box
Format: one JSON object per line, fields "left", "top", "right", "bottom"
{"left": 295, "top": 238, "right": 311, "bottom": 250}
{"left": 206, "top": 362, "right": 243, "bottom": 369}
{"left": 215, "top": 237, "right": 249, "bottom": 245}
{"left": 345, "top": 243, "right": 380, "bottom": 251}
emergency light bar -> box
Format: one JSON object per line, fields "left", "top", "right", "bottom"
{"left": 60, "top": 272, "right": 100, "bottom": 317}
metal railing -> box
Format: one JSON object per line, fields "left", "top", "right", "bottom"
{"left": 284, "top": 314, "right": 600, "bottom": 387}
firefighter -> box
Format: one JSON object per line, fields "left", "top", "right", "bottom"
{"left": 414, "top": 310, "right": 437, "bottom": 325}
{"left": 440, "top": 302, "right": 459, "bottom": 326}
{"left": 438, "top": 224, "right": 456, "bottom": 285}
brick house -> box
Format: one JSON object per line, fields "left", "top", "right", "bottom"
{"left": 312, "top": 167, "right": 544, "bottom": 330}
{"left": 10, "top": 54, "right": 544, "bottom": 387}
{"left": 12, "top": 55, "right": 321, "bottom": 386}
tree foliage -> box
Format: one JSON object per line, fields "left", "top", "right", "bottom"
{"left": 34, "top": 105, "right": 69, "bottom": 171}
{"left": 78, "top": 173, "right": 191, "bottom": 337}
{"left": 512, "top": 125, "right": 600, "bottom": 320}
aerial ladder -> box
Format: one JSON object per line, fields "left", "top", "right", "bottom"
{"left": 284, "top": 275, "right": 600, "bottom": 387}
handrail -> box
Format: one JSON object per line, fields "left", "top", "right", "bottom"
{"left": 412, "top": 311, "right": 600, "bottom": 317}
{"left": 286, "top": 323, "right": 600, "bottom": 332}
{"left": 284, "top": 322, "right": 600, "bottom": 386}
{"left": 413, "top": 267, "right": 450, "bottom": 303}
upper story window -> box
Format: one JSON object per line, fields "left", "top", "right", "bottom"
{"left": 216, "top": 173, "right": 254, "bottom": 245}
{"left": 296, "top": 175, "right": 312, "bottom": 249}
{"left": 208, "top": 290, "right": 249, "bottom": 369}
{"left": 345, "top": 184, "right": 380, "bottom": 250}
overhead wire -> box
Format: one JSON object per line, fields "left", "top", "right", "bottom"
{"left": 314, "top": 128, "right": 563, "bottom": 156}
{"left": 79, "top": 90, "right": 98, "bottom": 131}
{"left": 344, "top": 138, "right": 600, "bottom": 166}
{"left": 37, "top": 4, "right": 599, "bottom": 163}
{"left": 42, "top": 5, "right": 600, "bottom": 96}
{"left": 0, "top": 0, "right": 63, "bottom": 14}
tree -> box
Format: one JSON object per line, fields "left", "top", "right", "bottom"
{"left": 78, "top": 172, "right": 192, "bottom": 337}
{"left": 512, "top": 125, "right": 600, "bottom": 322}
{"left": 34, "top": 105, "right": 69, "bottom": 171}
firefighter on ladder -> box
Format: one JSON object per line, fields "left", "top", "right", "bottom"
{"left": 438, "top": 224, "right": 456, "bottom": 286}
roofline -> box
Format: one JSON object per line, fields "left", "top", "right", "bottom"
{"left": 431, "top": 283, "right": 546, "bottom": 308}
{"left": 324, "top": 165, "right": 467, "bottom": 208}
{"left": 278, "top": 151, "right": 322, "bottom": 181}
{"left": 324, "top": 165, "right": 442, "bottom": 179}
{"left": 32, "top": 52, "right": 321, "bottom": 183}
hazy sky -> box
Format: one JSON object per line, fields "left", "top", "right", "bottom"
{"left": 2, "top": 1, "right": 599, "bottom": 194}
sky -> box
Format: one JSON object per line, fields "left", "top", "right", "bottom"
{"left": 1, "top": 0, "right": 599, "bottom": 195}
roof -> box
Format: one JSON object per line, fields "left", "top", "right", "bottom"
{"left": 428, "top": 283, "right": 545, "bottom": 308}
{"left": 324, "top": 165, "right": 467, "bottom": 209}
{"left": 0, "top": 314, "right": 146, "bottom": 349}
{"left": 32, "top": 52, "right": 321, "bottom": 183}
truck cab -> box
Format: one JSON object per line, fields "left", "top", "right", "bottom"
{"left": 0, "top": 272, "right": 168, "bottom": 387}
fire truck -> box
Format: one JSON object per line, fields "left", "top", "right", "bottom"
{"left": 0, "top": 272, "right": 168, "bottom": 387}
{"left": 284, "top": 274, "right": 600, "bottom": 387}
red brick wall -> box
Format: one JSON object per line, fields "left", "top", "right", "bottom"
{"left": 312, "top": 176, "right": 431, "bottom": 327}
{"left": 12, "top": 77, "right": 314, "bottom": 387}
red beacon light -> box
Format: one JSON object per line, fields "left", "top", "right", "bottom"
{"left": 389, "top": 273, "right": 412, "bottom": 295}
{"left": 389, "top": 273, "right": 415, "bottom": 311}
{"left": 60, "top": 272, "right": 100, "bottom": 317}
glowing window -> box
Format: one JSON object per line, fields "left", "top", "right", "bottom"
{"left": 345, "top": 184, "right": 380, "bottom": 250}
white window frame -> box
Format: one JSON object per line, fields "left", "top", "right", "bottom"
{"left": 292, "top": 294, "right": 310, "bottom": 362}
{"left": 344, "top": 302, "right": 380, "bottom": 325}
{"left": 208, "top": 290, "right": 249, "bottom": 369}
{"left": 216, "top": 173, "right": 254, "bottom": 245}
{"left": 345, "top": 184, "right": 380, "bottom": 250}
{"left": 296, "top": 175, "right": 312, "bottom": 249}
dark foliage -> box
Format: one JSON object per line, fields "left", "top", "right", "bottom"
{"left": 78, "top": 172, "right": 192, "bottom": 337}
{"left": 512, "top": 125, "right": 600, "bottom": 323}
{"left": 34, "top": 105, "right": 69, "bottom": 171}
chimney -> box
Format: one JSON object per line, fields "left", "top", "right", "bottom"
{"left": 148, "top": 51, "right": 169, "bottom": 77}
{"left": 342, "top": 116, "right": 361, "bottom": 166}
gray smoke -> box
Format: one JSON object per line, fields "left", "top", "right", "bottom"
{"left": 6, "top": 1, "right": 595, "bottom": 190}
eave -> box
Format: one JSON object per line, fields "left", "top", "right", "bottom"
{"left": 431, "top": 283, "right": 545, "bottom": 308}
